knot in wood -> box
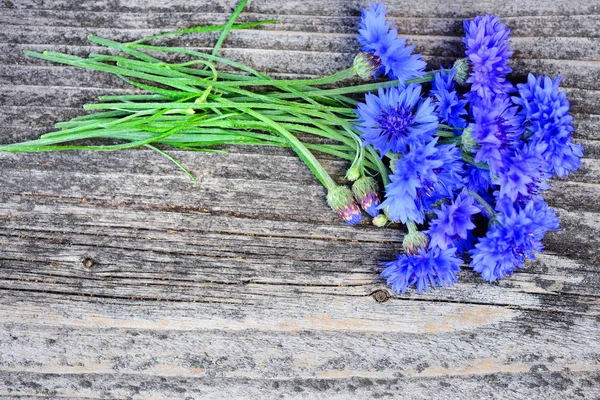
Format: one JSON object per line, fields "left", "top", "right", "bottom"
{"left": 372, "top": 289, "right": 390, "bottom": 303}
{"left": 82, "top": 257, "right": 95, "bottom": 269}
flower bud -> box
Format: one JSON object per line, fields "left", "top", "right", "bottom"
{"left": 452, "top": 58, "right": 470, "bottom": 86}
{"left": 345, "top": 165, "right": 361, "bottom": 181}
{"left": 352, "top": 177, "right": 381, "bottom": 218}
{"left": 402, "top": 230, "right": 429, "bottom": 255}
{"left": 461, "top": 124, "right": 476, "bottom": 152}
{"left": 372, "top": 214, "right": 389, "bottom": 227}
{"left": 353, "top": 53, "right": 380, "bottom": 80}
{"left": 327, "top": 186, "right": 362, "bottom": 225}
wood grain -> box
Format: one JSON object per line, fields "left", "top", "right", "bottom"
{"left": 1, "top": 0, "right": 599, "bottom": 398}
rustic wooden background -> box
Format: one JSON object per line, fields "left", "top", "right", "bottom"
{"left": 1, "top": 0, "right": 599, "bottom": 398}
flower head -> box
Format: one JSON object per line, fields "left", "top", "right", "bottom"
{"left": 463, "top": 14, "right": 513, "bottom": 99}
{"left": 428, "top": 191, "right": 481, "bottom": 249}
{"left": 381, "top": 247, "right": 462, "bottom": 294}
{"left": 358, "top": 2, "right": 426, "bottom": 82}
{"left": 380, "top": 139, "right": 464, "bottom": 223}
{"left": 327, "top": 186, "right": 362, "bottom": 225}
{"left": 470, "top": 96, "right": 522, "bottom": 174}
{"left": 379, "top": 139, "right": 442, "bottom": 223}
{"left": 470, "top": 199, "right": 559, "bottom": 282}
{"left": 431, "top": 68, "right": 468, "bottom": 129}
{"left": 494, "top": 140, "right": 549, "bottom": 203}
{"left": 356, "top": 84, "right": 438, "bottom": 156}
{"left": 513, "top": 73, "right": 584, "bottom": 178}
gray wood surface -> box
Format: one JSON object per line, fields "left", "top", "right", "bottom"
{"left": 1, "top": 0, "right": 599, "bottom": 398}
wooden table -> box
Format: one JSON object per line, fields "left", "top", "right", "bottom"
{"left": 1, "top": 1, "right": 599, "bottom": 398}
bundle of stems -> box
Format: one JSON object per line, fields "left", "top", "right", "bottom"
{"left": 0, "top": 0, "right": 454, "bottom": 197}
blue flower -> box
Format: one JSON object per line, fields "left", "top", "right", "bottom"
{"left": 470, "top": 96, "right": 522, "bottom": 175}
{"left": 428, "top": 191, "right": 481, "bottom": 250}
{"left": 424, "top": 143, "right": 464, "bottom": 208}
{"left": 355, "top": 84, "right": 438, "bottom": 156}
{"left": 358, "top": 2, "right": 426, "bottom": 82}
{"left": 463, "top": 164, "right": 493, "bottom": 194}
{"left": 494, "top": 140, "right": 549, "bottom": 203}
{"left": 381, "top": 247, "right": 462, "bottom": 294}
{"left": 380, "top": 139, "right": 464, "bottom": 223}
{"left": 470, "top": 199, "right": 559, "bottom": 282}
{"left": 431, "top": 68, "right": 468, "bottom": 129}
{"left": 513, "top": 73, "right": 584, "bottom": 178}
{"left": 379, "top": 139, "right": 441, "bottom": 223}
{"left": 463, "top": 14, "right": 513, "bottom": 99}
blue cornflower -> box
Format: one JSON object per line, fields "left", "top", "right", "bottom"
{"left": 463, "top": 14, "right": 513, "bottom": 99}
{"left": 494, "top": 140, "right": 549, "bottom": 203}
{"left": 470, "top": 199, "right": 559, "bottom": 282}
{"left": 381, "top": 247, "right": 462, "bottom": 294}
{"left": 358, "top": 2, "right": 426, "bottom": 82}
{"left": 355, "top": 84, "right": 438, "bottom": 156}
{"left": 431, "top": 68, "right": 468, "bottom": 129}
{"left": 423, "top": 143, "right": 464, "bottom": 209}
{"left": 470, "top": 96, "right": 522, "bottom": 175}
{"left": 379, "top": 139, "right": 441, "bottom": 223}
{"left": 428, "top": 191, "right": 481, "bottom": 250}
{"left": 380, "top": 139, "right": 463, "bottom": 223}
{"left": 463, "top": 164, "right": 493, "bottom": 194}
{"left": 513, "top": 73, "right": 584, "bottom": 178}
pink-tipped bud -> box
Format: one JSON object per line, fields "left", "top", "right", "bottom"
{"left": 353, "top": 53, "right": 381, "bottom": 80}
{"left": 327, "top": 186, "right": 363, "bottom": 225}
{"left": 352, "top": 177, "right": 381, "bottom": 218}
{"left": 453, "top": 58, "right": 470, "bottom": 86}
{"left": 402, "top": 230, "right": 429, "bottom": 255}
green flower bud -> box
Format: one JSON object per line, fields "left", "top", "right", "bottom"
{"left": 461, "top": 124, "right": 476, "bottom": 152}
{"left": 372, "top": 214, "right": 389, "bottom": 227}
{"left": 353, "top": 53, "right": 380, "bottom": 80}
{"left": 402, "top": 230, "right": 429, "bottom": 255}
{"left": 345, "top": 165, "right": 362, "bottom": 181}
{"left": 453, "top": 58, "right": 470, "bottom": 86}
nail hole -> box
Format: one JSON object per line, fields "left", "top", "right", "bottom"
{"left": 82, "top": 257, "right": 95, "bottom": 268}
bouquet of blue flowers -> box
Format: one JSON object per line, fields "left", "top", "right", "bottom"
{"left": 0, "top": 1, "right": 583, "bottom": 294}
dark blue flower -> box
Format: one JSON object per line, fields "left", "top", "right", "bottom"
{"left": 431, "top": 68, "right": 468, "bottom": 129}
{"left": 494, "top": 140, "right": 549, "bottom": 203}
{"left": 463, "top": 14, "right": 513, "bottom": 99}
{"left": 513, "top": 73, "right": 584, "bottom": 178}
{"left": 470, "top": 96, "right": 522, "bottom": 175}
{"left": 463, "top": 164, "right": 493, "bottom": 194}
{"left": 355, "top": 84, "right": 438, "bottom": 156}
{"left": 379, "top": 139, "right": 441, "bottom": 223}
{"left": 423, "top": 143, "right": 464, "bottom": 208}
{"left": 381, "top": 247, "right": 462, "bottom": 294}
{"left": 358, "top": 2, "right": 426, "bottom": 83}
{"left": 380, "top": 139, "right": 463, "bottom": 223}
{"left": 470, "top": 199, "right": 559, "bottom": 282}
{"left": 428, "top": 191, "right": 481, "bottom": 250}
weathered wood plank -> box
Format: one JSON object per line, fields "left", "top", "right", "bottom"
{"left": 1, "top": 0, "right": 600, "bottom": 398}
